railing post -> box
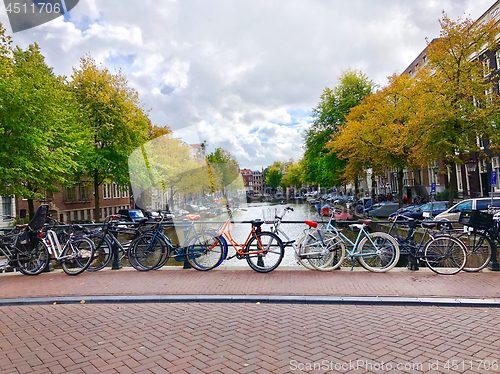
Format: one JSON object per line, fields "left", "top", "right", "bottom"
{"left": 111, "top": 232, "right": 122, "bottom": 270}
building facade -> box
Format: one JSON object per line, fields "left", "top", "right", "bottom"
{"left": 16, "top": 183, "right": 131, "bottom": 224}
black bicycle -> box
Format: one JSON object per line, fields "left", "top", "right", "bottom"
{"left": 87, "top": 214, "right": 160, "bottom": 271}
{"left": 388, "top": 213, "right": 467, "bottom": 275}
{"left": 0, "top": 205, "right": 50, "bottom": 275}
{"left": 452, "top": 208, "right": 500, "bottom": 272}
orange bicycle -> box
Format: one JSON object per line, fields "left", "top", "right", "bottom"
{"left": 216, "top": 209, "right": 285, "bottom": 273}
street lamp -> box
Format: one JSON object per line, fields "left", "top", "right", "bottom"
{"left": 466, "top": 160, "right": 477, "bottom": 198}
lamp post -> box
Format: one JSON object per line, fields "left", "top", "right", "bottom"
{"left": 465, "top": 160, "right": 477, "bottom": 198}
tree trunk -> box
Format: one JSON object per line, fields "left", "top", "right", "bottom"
{"left": 94, "top": 171, "right": 100, "bottom": 223}
{"left": 371, "top": 173, "right": 376, "bottom": 203}
{"left": 28, "top": 199, "right": 35, "bottom": 221}
{"left": 397, "top": 168, "right": 404, "bottom": 208}
{"left": 354, "top": 176, "right": 359, "bottom": 198}
{"left": 448, "top": 162, "right": 458, "bottom": 206}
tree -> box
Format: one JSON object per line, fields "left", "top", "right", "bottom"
{"left": 281, "top": 161, "right": 303, "bottom": 189}
{"left": 207, "top": 147, "right": 241, "bottom": 195}
{"left": 330, "top": 73, "right": 429, "bottom": 206}
{"left": 71, "top": 55, "right": 151, "bottom": 221}
{"left": 0, "top": 41, "right": 83, "bottom": 218}
{"left": 420, "top": 14, "right": 500, "bottom": 205}
{"left": 304, "top": 69, "right": 375, "bottom": 193}
{"left": 265, "top": 161, "right": 285, "bottom": 192}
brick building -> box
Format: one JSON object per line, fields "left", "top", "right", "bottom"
{"left": 16, "top": 182, "right": 131, "bottom": 223}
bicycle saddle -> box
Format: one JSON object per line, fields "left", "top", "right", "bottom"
{"left": 421, "top": 222, "right": 435, "bottom": 229}
{"left": 304, "top": 221, "right": 318, "bottom": 228}
{"left": 358, "top": 219, "right": 372, "bottom": 225}
{"left": 250, "top": 219, "right": 264, "bottom": 228}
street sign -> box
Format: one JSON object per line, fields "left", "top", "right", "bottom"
{"left": 492, "top": 171, "right": 497, "bottom": 186}
{"left": 431, "top": 183, "right": 436, "bottom": 194}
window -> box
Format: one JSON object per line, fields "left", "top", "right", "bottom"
{"left": 122, "top": 187, "right": 129, "bottom": 198}
{"left": 66, "top": 212, "right": 71, "bottom": 223}
{"left": 476, "top": 200, "right": 490, "bottom": 210}
{"left": 112, "top": 183, "right": 120, "bottom": 199}
{"left": 78, "top": 186, "right": 89, "bottom": 202}
{"left": 73, "top": 211, "right": 78, "bottom": 221}
{"left": 65, "top": 186, "right": 76, "bottom": 203}
{"left": 496, "top": 50, "right": 500, "bottom": 70}
{"left": 65, "top": 185, "right": 90, "bottom": 203}
{"left": 2, "top": 197, "right": 12, "bottom": 221}
{"left": 103, "top": 183, "right": 112, "bottom": 199}
{"left": 483, "top": 59, "right": 490, "bottom": 77}
{"left": 87, "top": 209, "right": 91, "bottom": 221}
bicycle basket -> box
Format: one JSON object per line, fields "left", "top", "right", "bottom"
{"left": 262, "top": 208, "right": 276, "bottom": 224}
{"left": 458, "top": 209, "right": 493, "bottom": 230}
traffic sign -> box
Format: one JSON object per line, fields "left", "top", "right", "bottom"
{"left": 431, "top": 183, "right": 436, "bottom": 194}
{"left": 492, "top": 171, "right": 497, "bottom": 186}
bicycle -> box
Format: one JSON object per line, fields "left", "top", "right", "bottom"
{"left": 300, "top": 212, "right": 400, "bottom": 272}
{"left": 451, "top": 207, "right": 500, "bottom": 273}
{"left": 88, "top": 214, "right": 158, "bottom": 271}
{"left": 215, "top": 207, "right": 285, "bottom": 273}
{"left": 388, "top": 213, "right": 467, "bottom": 275}
{"left": 0, "top": 205, "right": 50, "bottom": 275}
{"left": 41, "top": 218, "right": 96, "bottom": 275}
{"left": 128, "top": 214, "right": 225, "bottom": 271}
{"left": 264, "top": 206, "right": 314, "bottom": 270}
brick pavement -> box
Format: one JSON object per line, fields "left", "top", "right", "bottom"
{"left": 0, "top": 267, "right": 499, "bottom": 300}
{"left": 0, "top": 302, "right": 499, "bottom": 373}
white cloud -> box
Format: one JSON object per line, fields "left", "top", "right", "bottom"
{"left": 0, "top": 0, "right": 495, "bottom": 169}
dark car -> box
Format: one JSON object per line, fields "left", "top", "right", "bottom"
{"left": 117, "top": 209, "right": 148, "bottom": 223}
{"left": 389, "top": 201, "right": 449, "bottom": 220}
{"left": 368, "top": 202, "right": 400, "bottom": 218}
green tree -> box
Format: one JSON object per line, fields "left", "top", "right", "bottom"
{"left": 305, "top": 69, "right": 375, "bottom": 193}
{"left": 265, "top": 161, "right": 285, "bottom": 192}
{"left": 207, "top": 147, "right": 241, "bottom": 195}
{"left": 71, "top": 55, "right": 150, "bottom": 221}
{"left": 0, "top": 41, "right": 83, "bottom": 218}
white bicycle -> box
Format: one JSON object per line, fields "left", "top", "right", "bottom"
{"left": 41, "top": 218, "right": 96, "bottom": 276}
{"left": 265, "top": 206, "right": 339, "bottom": 270}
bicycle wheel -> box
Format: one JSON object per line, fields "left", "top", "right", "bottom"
{"left": 17, "top": 241, "right": 50, "bottom": 276}
{"left": 187, "top": 232, "right": 224, "bottom": 271}
{"left": 424, "top": 236, "right": 467, "bottom": 275}
{"left": 129, "top": 234, "right": 166, "bottom": 271}
{"left": 357, "top": 232, "right": 400, "bottom": 272}
{"left": 300, "top": 231, "right": 345, "bottom": 271}
{"left": 457, "top": 231, "right": 492, "bottom": 272}
{"left": 87, "top": 234, "right": 112, "bottom": 271}
{"left": 244, "top": 231, "right": 284, "bottom": 273}
{"left": 295, "top": 235, "right": 316, "bottom": 270}
{"left": 61, "top": 237, "right": 95, "bottom": 276}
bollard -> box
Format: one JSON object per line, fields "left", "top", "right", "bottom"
{"left": 111, "top": 233, "right": 122, "bottom": 270}
{"left": 489, "top": 241, "right": 499, "bottom": 271}
{"left": 182, "top": 226, "right": 192, "bottom": 269}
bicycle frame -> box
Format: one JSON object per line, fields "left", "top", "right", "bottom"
{"left": 217, "top": 219, "right": 262, "bottom": 255}
{"left": 315, "top": 215, "right": 374, "bottom": 259}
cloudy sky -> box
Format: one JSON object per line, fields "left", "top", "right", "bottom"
{"left": 0, "top": 0, "right": 495, "bottom": 170}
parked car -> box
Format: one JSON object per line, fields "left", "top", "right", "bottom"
{"left": 389, "top": 204, "right": 423, "bottom": 220}
{"left": 434, "top": 197, "right": 500, "bottom": 229}
{"left": 117, "top": 209, "right": 148, "bottom": 223}
{"left": 388, "top": 202, "right": 449, "bottom": 221}
{"left": 367, "top": 202, "right": 400, "bottom": 218}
